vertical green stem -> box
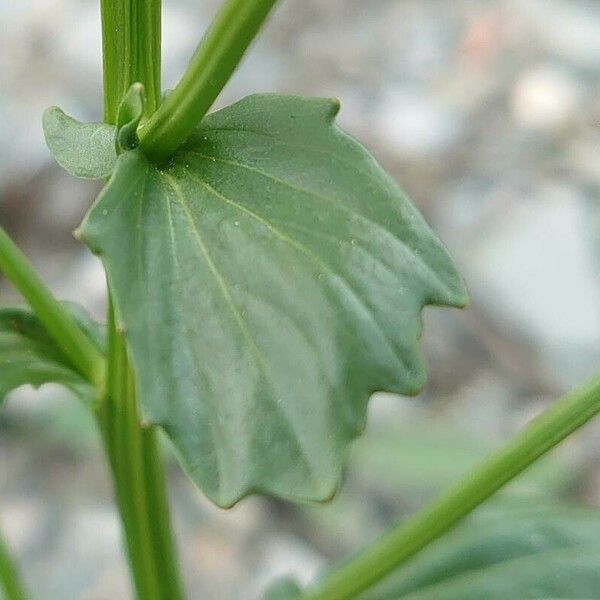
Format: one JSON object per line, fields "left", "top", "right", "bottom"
{"left": 100, "top": 0, "right": 162, "bottom": 123}
{"left": 98, "top": 2, "right": 184, "bottom": 599}
{"left": 141, "top": 426, "right": 184, "bottom": 596}
{"left": 0, "top": 529, "right": 28, "bottom": 600}
{"left": 96, "top": 301, "right": 183, "bottom": 600}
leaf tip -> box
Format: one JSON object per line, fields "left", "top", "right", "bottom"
{"left": 41, "top": 105, "right": 63, "bottom": 126}
{"left": 441, "top": 277, "right": 470, "bottom": 311}
{"left": 320, "top": 480, "right": 342, "bottom": 504}
{"left": 457, "top": 285, "right": 470, "bottom": 309}
{"left": 323, "top": 97, "right": 341, "bottom": 122}
{"left": 130, "top": 81, "right": 144, "bottom": 94}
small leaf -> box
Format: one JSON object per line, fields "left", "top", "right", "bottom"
{"left": 0, "top": 304, "right": 103, "bottom": 405}
{"left": 116, "top": 83, "right": 145, "bottom": 153}
{"left": 42, "top": 107, "right": 116, "bottom": 179}
{"left": 79, "top": 94, "right": 467, "bottom": 507}
{"left": 360, "top": 507, "right": 600, "bottom": 599}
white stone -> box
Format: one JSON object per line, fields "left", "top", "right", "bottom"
{"left": 376, "top": 88, "right": 463, "bottom": 158}
{"left": 511, "top": 65, "right": 583, "bottom": 130}
{"left": 465, "top": 183, "right": 600, "bottom": 384}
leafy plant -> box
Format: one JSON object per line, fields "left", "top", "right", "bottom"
{"left": 1, "top": 0, "right": 599, "bottom": 599}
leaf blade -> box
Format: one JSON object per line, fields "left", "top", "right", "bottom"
{"left": 0, "top": 304, "right": 102, "bottom": 404}
{"left": 43, "top": 107, "right": 117, "bottom": 179}
{"left": 80, "top": 94, "right": 467, "bottom": 506}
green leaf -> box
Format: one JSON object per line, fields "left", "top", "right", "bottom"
{"left": 43, "top": 83, "right": 144, "bottom": 178}
{"left": 79, "top": 94, "right": 467, "bottom": 507}
{"left": 42, "top": 107, "right": 116, "bottom": 179}
{"left": 360, "top": 507, "right": 600, "bottom": 599}
{"left": 116, "top": 83, "right": 145, "bottom": 153}
{"left": 0, "top": 304, "right": 102, "bottom": 404}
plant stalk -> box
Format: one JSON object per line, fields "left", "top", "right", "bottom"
{"left": 99, "top": 2, "right": 185, "bottom": 599}
{"left": 95, "top": 301, "right": 183, "bottom": 600}
{"left": 100, "top": 0, "right": 162, "bottom": 123}
{"left": 0, "top": 528, "right": 28, "bottom": 600}
{"left": 139, "top": 0, "right": 278, "bottom": 163}
{"left": 301, "top": 371, "right": 600, "bottom": 600}
{"left": 0, "top": 225, "right": 104, "bottom": 386}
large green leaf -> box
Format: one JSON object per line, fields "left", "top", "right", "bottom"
{"left": 359, "top": 507, "right": 600, "bottom": 599}
{"left": 0, "top": 304, "right": 102, "bottom": 404}
{"left": 77, "top": 93, "right": 467, "bottom": 507}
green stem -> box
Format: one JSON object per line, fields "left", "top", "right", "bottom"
{"left": 99, "top": 3, "right": 184, "bottom": 598}
{"left": 100, "top": 0, "right": 162, "bottom": 123}
{"left": 0, "top": 528, "right": 28, "bottom": 600}
{"left": 301, "top": 371, "right": 600, "bottom": 600}
{"left": 139, "top": 0, "right": 278, "bottom": 163}
{"left": 141, "top": 425, "right": 184, "bottom": 598}
{"left": 0, "top": 225, "right": 104, "bottom": 386}
{"left": 96, "top": 302, "right": 183, "bottom": 600}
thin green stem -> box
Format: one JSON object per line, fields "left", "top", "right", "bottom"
{"left": 139, "top": 0, "right": 279, "bottom": 163}
{"left": 95, "top": 315, "right": 138, "bottom": 594}
{"left": 99, "top": 3, "right": 184, "bottom": 598}
{"left": 100, "top": 0, "right": 162, "bottom": 123}
{"left": 0, "top": 528, "right": 28, "bottom": 600}
{"left": 97, "top": 303, "right": 155, "bottom": 600}
{"left": 301, "top": 371, "right": 600, "bottom": 600}
{"left": 96, "top": 301, "right": 184, "bottom": 600}
{"left": 141, "top": 428, "right": 184, "bottom": 598}
{"left": 0, "top": 225, "right": 104, "bottom": 386}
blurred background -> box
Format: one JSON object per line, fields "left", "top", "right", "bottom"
{"left": 2, "top": 0, "right": 600, "bottom": 598}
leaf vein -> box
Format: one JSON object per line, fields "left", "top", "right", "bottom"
{"left": 159, "top": 173, "right": 268, "bottom": 370}
{"left": 162, "top": 172, "right": 335, "bottom": 484}
{"left": 180, "top": 168, "right": 407, "bottom": 373}
{"left": 162, "top": 178, "right": 231, "bottom": 497}
{"left": 184, "top": 150, "right": 445, "bottom": 296}
{"left": 195, "top": 126, "right": 379, "bottom": 184}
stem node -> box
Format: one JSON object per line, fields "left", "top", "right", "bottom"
{"left": 139, "top": 0, "right": 278, "bottom": 163}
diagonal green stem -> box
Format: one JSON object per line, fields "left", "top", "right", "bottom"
{"left": 0, "top": 527, "right": 28, "bottom": 600}
{"left": 301, "top": 371, "right": 600, "bottom": 600}
{"left": 138, "top": 0, "right": 279, "bottom": 163}
{"left": 0, "top": 225, "right": 104, "bottom": 386}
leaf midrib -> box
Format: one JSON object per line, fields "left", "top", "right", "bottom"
{"left": 160, "top": 175, "right": 231, "bottom": 496}
{"left": 159, "top": 172, "right": 323, "bottom": 493}
{"left": 164, "top": 174, "right": 302, "bottom": 501}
